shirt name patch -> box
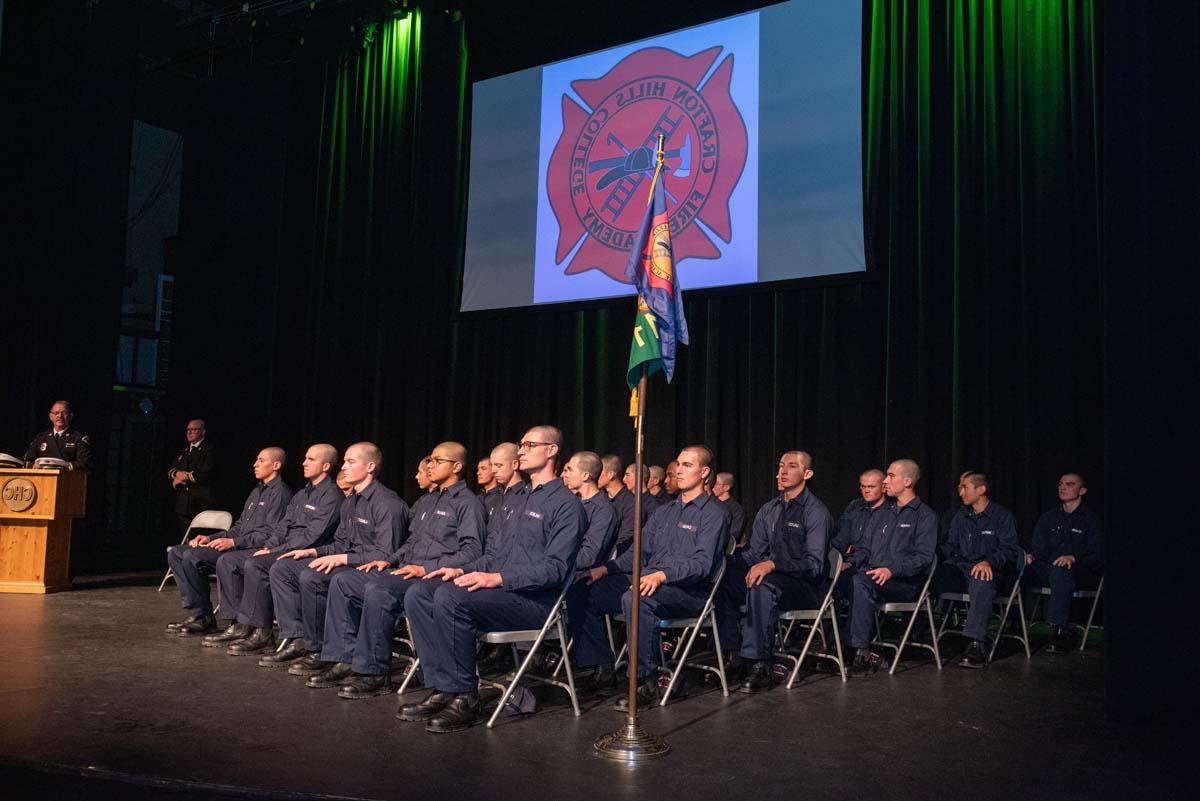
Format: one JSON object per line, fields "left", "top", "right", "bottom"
{"left": 786, "top": 522, "right": 802, "bottom": 529}
{"left": 355, "top": 517, "right": 370, "bottom": 525}
{"left": 980, "top": 530, "right": 994, "bottom": 535}
{"left": 434, "top": 510, "right": 449, "bottom": 517}
{"left": 1070, "top": 528, "right": 1083, "bottom": 533}
{"left": 526, "top": 510, "right": 543, "bottom": 520}
{"left": 678, "top": 523, "right": 697, "bottom": 531}
{"left": 304, "top": 504, "right": 317, "bottom": 510}
{"left": 899, "top": 523, "right": 912, "bottom": 528}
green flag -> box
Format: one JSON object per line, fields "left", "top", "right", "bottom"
{"left": 627, "top": 295, "right": 664, "bottom": 391}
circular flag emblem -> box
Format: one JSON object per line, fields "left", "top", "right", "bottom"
{"left": 546, "top": 46, "right": 748, "bottom": 283}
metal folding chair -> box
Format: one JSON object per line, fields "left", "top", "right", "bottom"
{"left": 157, "top": 510, "right": 233, "bottom": 592}
{"left": 477, "top": 569, "right": 580, "bottom": 728}
{"left": 935, "top": 554, "right": 1031, "bottom": 662}
{"left": 777, "top": 548, "right": 848, "bottom": 686}
{"left": 871, "top": 556, "right": 942, "bottom": 675}
{"left": 1026, "top": 574, "right": 1105, "bottom": 651}
{"left": 391, "top": 613, "right": 421, "bottom": 695}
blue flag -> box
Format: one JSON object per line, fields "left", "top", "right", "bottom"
{"left": 624, "top": 169, "right": 689, "bottom": 389}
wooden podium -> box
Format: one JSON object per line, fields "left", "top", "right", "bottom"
{"left": 0, "top": 468, "right": 87, "bottom": 593}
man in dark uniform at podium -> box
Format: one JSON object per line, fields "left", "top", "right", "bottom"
{"left": 168, "top": 419, "right": 217, "bottom": 537}
{"left": 24, "top": 400, "right": 92, "bottom": 471}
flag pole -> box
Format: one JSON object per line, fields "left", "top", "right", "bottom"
{"left": 595, "top": 135, "right": 671, "bottom": 762}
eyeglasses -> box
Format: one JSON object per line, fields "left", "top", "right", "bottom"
{"left": 518, "top": 441, "right": 553, "bottom": 450}
{"left": 427, "top": 457, "right": 457, "bottom": 466}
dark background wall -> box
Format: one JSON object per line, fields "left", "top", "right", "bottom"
{"left": 1, "top": 0, "right": 1196, "bottom": 724}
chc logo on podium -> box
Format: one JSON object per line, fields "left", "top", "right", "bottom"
{"left": 2, "top": 478, "right": 37, "bottom": 512}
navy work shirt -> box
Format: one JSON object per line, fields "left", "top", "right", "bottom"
{"left": 228, "top": 476, "right": 293, "bottom": 549}
{"left": 466, "top": 477, "right": 584, "bottom": 593}
{"left": 743, "top": 487, "right": 832, "bottom": 578}
{"left": 577, "top": 490, "right": 620, "bottom": 571}
{"left": 261, "top": 477, "right": 344, "bottom": 554}
{"left": 941, "top": 500, "right": 1022, "bottom": 571}
{"left": 486, "top": 480, "right": 529, "bottom": 544}
{"left": 609, "top": 485, "right": 649, "bottom": 558}
{"left": 391, "top": 480, "right": 484, "bottom": 571}
{"left": 848, "top": 496, "right": 938, "bottom": 579}
{"left": 315, "top": 480, "right": 410, "bottom": 567}
{"left": 719, "top": 496, "right": 746, "bottom": 544}
{"left": 1031, "top": 502, "right": 1104, "bottom": 571}
{"left": 608, "top": 490, "right": 727, "bottom": 588}
{"left": 833, "top": 497, "right": 894, "bottom": 553}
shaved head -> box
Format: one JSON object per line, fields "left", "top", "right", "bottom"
{"left": 860, "top": 468, "right": 884, "bottom": 483}
{"left": 491, "top": 442, "right": 519, "bottom": 463}
{"left": 527, "top": 425, "right": 563, "bottom": 448}
{"left": 893, "top": 458, "right": 920, "bottom": 482}
{"left": 263, "top": 446, "right": 287, "bottom": 467}
{"left": 782, "top": 450, "right": 813, "bottom": 471}
{"left": 435, "top": 441, "right": 468, "bottom": 465}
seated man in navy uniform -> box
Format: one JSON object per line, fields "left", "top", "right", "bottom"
{"left": 718, "top": 451, "right": 832, "bottom": 693}
{"left": 476, "top": 456, "right": 498, "bottom": 498}
{"left": 712, "top": 472, "right": 745, "bottom": 546}
{"left": 314, "top": 442, "right": 485, "bottom": 696}
{"left": 24, "top": 400, "right": 91, "bottom": 471}
{"left": 647, "top": 465, "right": 667, "bottom": 504}
{"left": 165, "top": 447, "right": 291, "bottom": 636}
{"left": 599, "top": 454, "right": 647, "bottom": 559}
{"left": 398, "top": 425, "right": 584, "bottom": 733}
{"left": 845, "top": 459, "right": 938, "bottom": 674}
{"left": 268, "top": 442, "right": 409, "bottom": 677}
{"left": 1026, "top": 472, "right": 1104, "bottom": 652}
{"left": 569, "top": 445, "right": 728, "bottom": 709}
{"left": 935, "top": 472, "right": 1021, "bottom": 668}
{"left": 204, "top": 444, "right": 343, "bottom": 656}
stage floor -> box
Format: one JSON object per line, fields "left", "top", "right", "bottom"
{"left": 0, "top": 584, "right": 1185, "bottom": 800}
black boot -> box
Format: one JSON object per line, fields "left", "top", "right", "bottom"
{"left": 738, "top": 660, "right": 776, "bottom": 693}
{"left": 288, "top": 652, "right": 332, "bottom": 676}
{"left": 203, "top": 622, "right": 251, "bottom": 648}
{"left": 850, "top": 647, "right": 884, "bottom": 675}
{"left": 957, "top": 640, "right": 988, "bottom": 669}
{"left": 228, "top": 627, "right": 275, "bottom": 655}
{"left": 425, "top": 692, "right": 483, "bottom": 733}
{"left": 398, "top": 690, "right": 456, "bottom": 722}
{"left": 577, "top": 664, "right": 617, "bottom": 694}
{"left": 338, "top": 673, "right": 394, "bottom": 699}
{"left": 176, "top": 614, "right": 216, "bottom": 637}
{"left": 612, "top": 677, "right": 659, "bottom": 711}
{"left": 306, "top": 662, "right": 354, "bottom": 689}
{"left": 1046, "top": 625, "right": 1075, "bottom": 653}
{"left": 258, "top": 640, "right": 309, "bottom": 668}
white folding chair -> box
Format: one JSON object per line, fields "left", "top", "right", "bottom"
{"left": 872, "top": 556, "right": 942, "bottom": 675}
{"left": 1025, "top": 574, "right": 1105, "bottom": 651}
{"left": 935, "top": 554, "right": 1031, "bottom": 661}
{"left": 477, "top": 570, "right": 580, "bottom": 728}
{"left": 777, "top": 548, "right": 848, "bottom": 686}
{"left": 390, "top": 613, "right": 422, "bottom": 695}
{"left": 157, "top": 510, "right": 233, "bottom": 592}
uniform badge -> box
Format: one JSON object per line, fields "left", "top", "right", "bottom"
{"left": 545, "top": 45, "right": 748, "bottom": 282}
{"left": 39, "top": 442, "right": 47, "bottom": 452}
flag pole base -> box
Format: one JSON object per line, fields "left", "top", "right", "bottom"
{"left": 593, "top": 719, "right": 671, "bottom": 762}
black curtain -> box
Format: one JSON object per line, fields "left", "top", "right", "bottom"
{"left": 172, "top": 2, "right": 1102, "bottom": 547}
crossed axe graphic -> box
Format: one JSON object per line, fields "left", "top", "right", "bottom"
{"left": 588, "top": 132, "right": 692, "bottom": 202}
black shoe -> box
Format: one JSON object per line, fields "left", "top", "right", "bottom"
{"left": 287, "top": 652, "right": 330, "bottom": 676}
{"left": 425, "top": 693, "right": 483, "bottom": 733}
{"left": 165, "top": 617, "right": 192, "bottom": 632}
{"left": 398, "top": 690, "right": 456, "bottom": 722}
{"left": 202, "top": 622, "right": 251, "bottom": 648}
{"left": 958, "top": 640, "right": 988, "bottom": 669}
{"left": 738, "top": 660, "right": 776, "bottom": 694}
{"left": 176, "top": 614, "right": 216, "bottom": 636}
{"left": 613, "top": 677, "right": 659, "bottom": 712}
{"left": 476, "top": 644, "right": 512, "bottom": 673}
{"left": 656, "top": 671, "right": 688, "bottom": 701}
{"left": 850, "top": 648, "right": 884, "bottom": 675}
{"left": 306, "top": 662, "right": 354, "bottom": 688}
{"left": 228, "top": 627, "right": 275, "bottom": 655}
{"left": 258, "top": 640, "right": 309, "bottom": 668}
{"left": 1045, "top": 625, "right": 1075, "bottom": 653}
{"left": 338, "top": 673, "right": 394, "bottom": 699}
{"left": 577, "top": 664, "right": 617, "bottom": 694}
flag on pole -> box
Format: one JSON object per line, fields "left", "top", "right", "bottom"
{"left": 624, "top": 159, "right": 689, "bottom": 390}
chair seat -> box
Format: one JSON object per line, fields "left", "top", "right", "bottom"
{"left": 657, "top": 617, "right": 700, "bottom": 629}
{"left": 482, "top": 629, "right": 562, "bottom": 645}
{"left": 779, "top": 609, "right": 822, "bottom": 621}
{"left": 937, "top": 592, "right": 971, "bottom": 602}
{"left": 1027, "top": 585, "right": 1099, "bottom": 598}
{"left": 879, "top": 602, "right": 921, "bottom": 612}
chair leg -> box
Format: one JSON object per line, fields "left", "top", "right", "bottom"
{"left": 613, "top": 642, "right": 628, "bottom": 670}
{"left": 708, "top": 612, "right": 728, "bottom": 697}
{"left": 830, "top": 609, "right": 847, "bottom": 682}
{"left": 157, "top": 569, "right": 174, "bottom": 592}
{"left": 925, "top": 597, "right": 941, "bottom": 670}
{"left": 604, "top": 615, "right": 617, "bottom": 659}
{"left": 888, "top": 595, "right": 924, "bottom": 676}
{"left": 787, "top": 608, "right": 824, "bottom": 690}
{"left": 486, "top": 606, "right": 561, "bottom": 729}
{"left": 1016, "top": 594, "right": 1031, "bottom": 658}
{"left": 988, "top": 590, "right": 1018, "bottom": 663}
{"left": 936, "top": 600, "right": 955, "bottom": 641}
{"left": 551, "top": 637, "right": 573, "bottom": 678}
{"left": 661, "top": 611, "right": 709, "bottom": 707}
{"left": 397, "top": 657, "right": 420, "bottom": 695}
{"left": 556, "top": 617, "right": 580, "bottom": 717}
{"left": 1080, "top": 580, "right": 1104, "bottom": 652}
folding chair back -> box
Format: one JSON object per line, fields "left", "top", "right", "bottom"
{"left": 1024, "top": 572, "right": 1105, "bottom": 651}
{"left": 872, "top": 556, "right": 942, "bottom": 674}
{"left": 935, "top": 552, "right": 1031, "bottom": 662}
{"left": 650, "top": 544, "right": 731, "bottom": 705}
{"left": 778, "top": 547, "right": 847, "bottom": 685}
{"left": 478, "top": 559, "right": 580, "bottom": 728}
{"left": 157, "top": 510, "right": 233, "bottom": 592}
